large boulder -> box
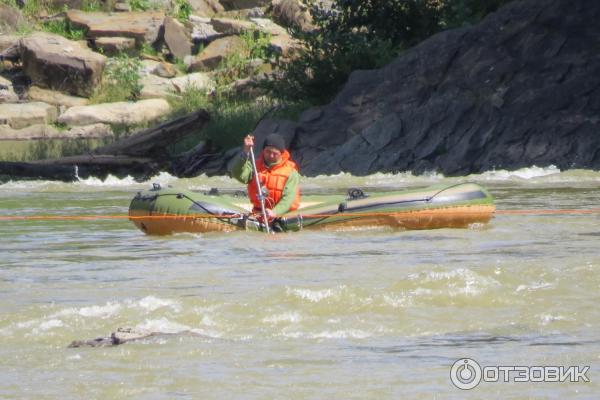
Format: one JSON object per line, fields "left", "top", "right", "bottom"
{"left": 20, "top": 32, "right": 106, "bottom": 98}
{"left": 163, "top": 16, "right": 194, "bottom": 59}
{"left": 66, "top": 10, "right": 165, "bottom": 45}
{"left": 270, "top": 0, "right": 314, "bottom": 32}
{"left": 250, "top": 0, "right": 600, "bottom": 176}
{"left": 57, "top": 98, "right": 171, "bottom": 126}
{"left": 188, "top": 35, "right": 244, "bottom": 71}
{"left": 0, "top": 102, "right": 58, "bottom": 129}
{"left": 189, "top": 0, "right": 224, "bottom": 17}
{"left": 0, "top": 4, "right": 25, "bottom": 33}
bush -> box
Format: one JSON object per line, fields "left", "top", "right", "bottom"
{"left": 90, "top": 54, "right": 142, "bottom": 104}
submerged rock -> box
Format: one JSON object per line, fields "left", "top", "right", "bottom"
{"left": 68, "top": 327, "right": 210, "bottom": 347}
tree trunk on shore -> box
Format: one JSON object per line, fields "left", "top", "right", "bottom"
{"left": 0, "top": 110, "right": 210, "bottom": 182}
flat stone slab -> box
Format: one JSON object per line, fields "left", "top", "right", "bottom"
{"left": 94, "top": 36, "right": 136, "bottom": 56}
{"left": 20, "top": 32, "right": 106, "bottom": 98}
{"left": 211, "top": 17, "right": 256, "bottom": 35}
{"left": 66, "top": 10, "right": 165, "bottom": 45}
{"left": 28, "top": 86, "right": 89, "bottom": 108}
{"left": 0, "top": 102, "right": 58, "bottom": 129}
{"left": 249, "top": 17, "right": 288, "bottom": 36}
{"left": 164, "top": 16, "right": 194, "bottom": 60}
{"left": 57, "top": 98, "right": 171, "bottom": 126}
{"left": 0, "top": 123, "right": 112, "bottom": 140}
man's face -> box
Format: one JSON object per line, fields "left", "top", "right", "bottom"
{"left": 264, "top": 146, "right": 282, "bottom": 164}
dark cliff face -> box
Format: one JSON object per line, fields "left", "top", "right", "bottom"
{"left": 255, "top": 0, "right": 600, "bottom": 176}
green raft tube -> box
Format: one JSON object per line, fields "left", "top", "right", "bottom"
{"left": 128, "top": 182, "right": 495, "bottom": 235}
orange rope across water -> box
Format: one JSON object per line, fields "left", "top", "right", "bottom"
{"left": 0, "top": 208, "right": 599, "bottom": 221}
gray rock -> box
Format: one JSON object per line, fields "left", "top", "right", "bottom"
{"left": 66, "top": 10, "right": 165, "bottom": 46}
{"left": 28, "top": 86, "right": 89, "bottom": 108}
{"left": 65, "top": 123, "right": 114, "bottom": 138}
{"left": 57, "top": 98, "right": 171, "bottom": 127}
{"left": 93, "top": 37, "right": 137, "bottom": 56}
{"left": 265, "top": 0, "right": 600, "bottom": 176}
{"left": 270, "top": 0, "right": 314, "bottom": 32}
{"left": 154, "top": 62, "right": 178, "bottom": 78}
{"left": 163, "top": 16, "right": 194, "bottom": 59}
{"left": 249, "top": 17, "right": 287, "bottom": 36}
{"left": 268, "top": 34, "right": 301, "bottom": 57}
{"left": 210, "top": 17, "right": 256, "bottom": 35}
{"left": 0, "top": 4, "right": 25, "bottom": 34}
{"left": 171, "top": 72, "right": 214, "bottom": 92}
{"left": 20, "top": 32, "right": 106, "bottom": 98}
{"left": 188, "top": 0, "right": 224, "bottom": 17}
{"left": 139, "top": 74, "right": 176, "bottom": 99}
{"left": 190, "top": 19, "right": 223, "bottom": 44}
{"left": 188, "top": 36, "right": 244, "bottom": 71}
{"left": 0, "top": 35, "right": 19, "bottom": 54}
{"left": 0, "top": 102, "right": 58, "bottom": 129}
{"left": 219, "top": 0, "right": 269, "bottom": 9}
{"left": 0, "top": 76, "right": 18, "bottom": 103}
{"left": 0, "top": 124, "right": 59, "bottom": 140}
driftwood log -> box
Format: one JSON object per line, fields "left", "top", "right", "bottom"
{"left": 0, "top": 109, "right": 210, "bottom": 181}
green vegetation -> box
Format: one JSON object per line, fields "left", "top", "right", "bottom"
{"left": 41, "top": 19, "right": 86, "bottom": 40}
{"left": 172, "top": 0, "right": 192, "bottom": 23}
{"left": 90, "top": 54, "right": 143, "bottom": 103}
{"left": 128, "top": 0, "right": 152, "bottom": 11}
{"left": 267, "top": 0, "right": 512, "bottom": 105}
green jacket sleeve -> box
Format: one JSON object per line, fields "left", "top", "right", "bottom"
{"left": 230, "top": 152, "right": 253, "bottom": 184}
{"left": 272, "top": 171, "right": 301, "bottom": 216}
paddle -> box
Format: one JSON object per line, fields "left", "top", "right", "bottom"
{"left": 248, "top": 140, "right": 271, "bottom": 234}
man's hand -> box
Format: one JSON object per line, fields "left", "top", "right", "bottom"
{"left": 265, "top": 209, "right": 276, "bottom": 220}
{"left": 243, "top": 135, "right": 254, "bottom": 153}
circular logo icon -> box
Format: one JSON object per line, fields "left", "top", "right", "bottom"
{"left": 450, "top": 358, "right": 482, "bottom": 390}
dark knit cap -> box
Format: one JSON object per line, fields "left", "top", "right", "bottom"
{"left": 262, "top": 133, "right": 286, "bottom": 151}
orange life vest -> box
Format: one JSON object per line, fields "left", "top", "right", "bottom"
{"left": 247, "top": 149, "right": 301, "bottom": 213}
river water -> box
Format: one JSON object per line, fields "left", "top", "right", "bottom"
{"left": 1, "top": 167, "right": 599, "bottom": 399}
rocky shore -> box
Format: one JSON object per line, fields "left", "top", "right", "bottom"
{"left": 1, "top": 0, "right": 599, "bottom": 181}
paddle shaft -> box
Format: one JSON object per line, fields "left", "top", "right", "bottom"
{"left": 249, "top": 146, "right": 271, "bottom": 234}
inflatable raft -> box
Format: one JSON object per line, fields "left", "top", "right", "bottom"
{"left": 129, "top": 183, "right": 495, "bottom": 235}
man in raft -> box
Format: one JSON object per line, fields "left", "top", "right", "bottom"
{"left": 230, "top": 133, "right": 301, "bottom": 223}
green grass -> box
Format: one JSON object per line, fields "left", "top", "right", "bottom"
{"left": 41, "top": 19, "right": 86, "bottom": 41}
{"left": 89, "top": 54, "right": 143, "bottom": 104}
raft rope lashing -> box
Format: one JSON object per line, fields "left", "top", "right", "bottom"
{"left": 1, "top": 208, "right": 600, "bottom": 221}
